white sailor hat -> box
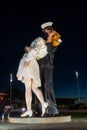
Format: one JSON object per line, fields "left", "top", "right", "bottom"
{"left": 41, "top": 22, "right": 53, "bottom": 29}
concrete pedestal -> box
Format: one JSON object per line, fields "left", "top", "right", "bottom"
{"left": 8, "top": 115, "right": 71, "bottom": 124}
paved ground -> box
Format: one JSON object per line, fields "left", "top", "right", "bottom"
{"left": 0, "top": 118, "right": 87, "bottom": 130}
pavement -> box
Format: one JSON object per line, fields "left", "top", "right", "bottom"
{"left": 0, "top": 118, "right": 87, "bottom": 130}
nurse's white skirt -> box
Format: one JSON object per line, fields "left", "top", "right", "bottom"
{"left": 16, "top": 56, "right": 41, "bottom": 87}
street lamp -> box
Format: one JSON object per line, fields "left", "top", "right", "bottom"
{"left": 10, "top": 73, "right": 13, "bottom": 106}
{"left": 75, "top": 71, "right": 80, "bottom": 101}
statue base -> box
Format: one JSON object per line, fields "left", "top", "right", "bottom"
{"left": 8, "top": 115, "right": 71, "bottom": 124}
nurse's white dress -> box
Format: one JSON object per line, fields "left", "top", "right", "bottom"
{"left": 16, "top": 37, "right": 48, "bottom": 87}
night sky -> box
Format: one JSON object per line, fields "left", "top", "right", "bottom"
{"left": 0, "top": 6, "right": 87, "bottom": 98}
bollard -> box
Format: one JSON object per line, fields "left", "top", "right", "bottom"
{"left": 2, "top": 113, "right": 4, "bottom": 123}
{"left": 7, "top": 113, "right": 10, "bottom": 119}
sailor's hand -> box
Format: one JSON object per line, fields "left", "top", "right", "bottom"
{"left": 24, "top": 46, "right": 31, "bottom": 52}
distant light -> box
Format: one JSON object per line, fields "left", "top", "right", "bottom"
{"left": 75, "top": 71, "right": 78, "bottom": 77}
{"left": 22, "top": 108, "right": 26, "bottom": 112}
{"left": 10, "top": 73, "right": 13, "bottom": 82}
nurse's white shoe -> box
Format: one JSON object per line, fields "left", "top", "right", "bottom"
{"left": 41, "top": 102, "right": 49, "bottom": 116}
{"left": 21, "top": 110, "right": 33, "bottom": 117}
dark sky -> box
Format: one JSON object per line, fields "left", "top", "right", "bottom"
{"left": 0, "top": 6, "right": 87, "bottom": 98}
